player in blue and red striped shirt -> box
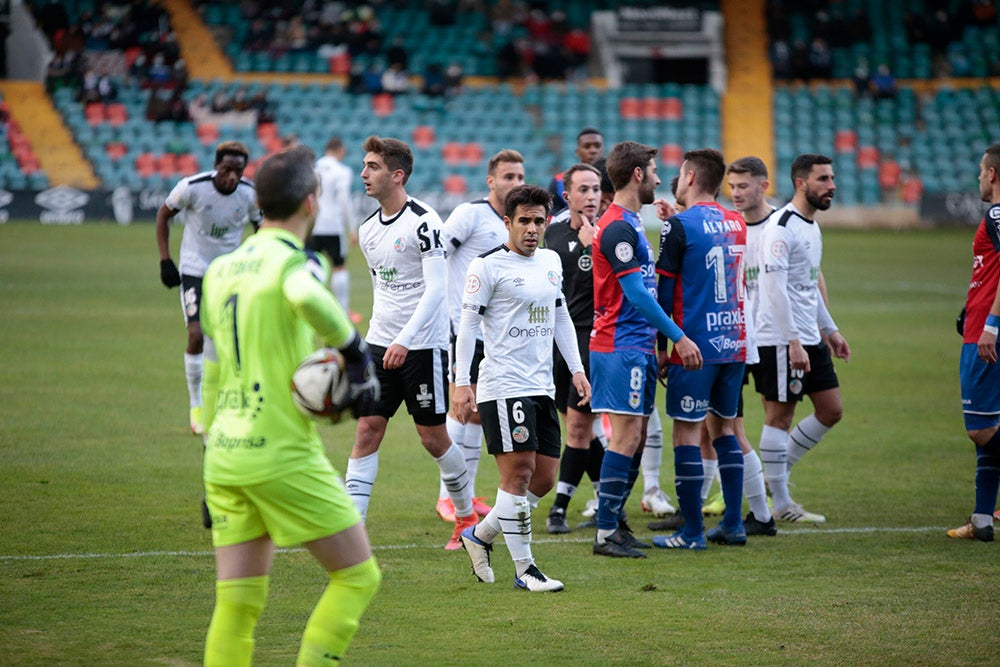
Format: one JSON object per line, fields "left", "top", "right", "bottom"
{"left": 654, "top": 148, "right": 748, "bottom": 549}
{"left": 590, "top": 141, "right": 701, "bottom": 558}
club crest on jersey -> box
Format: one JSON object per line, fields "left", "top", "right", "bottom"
{"left": 629, "top": 391, "right": 641, "bottom": 408}
{"left": 465, "top": 274, "right": 481, "bottom": 293}
{"left": 615, "top": 242, "right": 634, "bottom": 262}
{"left": 511, "top": 425, "right": 529, "bottom": 443}
{"left": 548, "top": 270, "right": 559, "bottom": 285}
{"left": 393, "top": 237, "right": 406, "bottom": 253}
{"left": 770, "top": 240, "right": 787, "bottom": 258}
{"left": 415, "top": 384, "right": 433, "bottom": 408}
{"left": 789, "top": 378, "right": 803, "bottom": 395}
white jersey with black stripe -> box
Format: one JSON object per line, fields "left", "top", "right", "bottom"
{"left": 165, "top": 171, "right": 261, "bottom": 277}
{"left": 442, "top": 198, "right": 507, "bottom": 331}
{"left": 358, "top": 196, "right": 449, "bottom": 350}
{"left": 755, "top": 202, "right": 825, "bottom": 346}
{"left": 743, "top": 208, "right": 775, "bottom": 365}
{"left": 460, "top": 246, "right": 565, "bottom": 402}
{"left": 313, "top": 154, "right": 352, "bottom": 236}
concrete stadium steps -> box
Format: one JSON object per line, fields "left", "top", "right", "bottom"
{"left": 160, "top": 0, "right": 233, "bottom": 81}
{"left": 0, "top": 81, "right": 98, "bottom": 189}
{"left": 720, "top": 0, "right": 774, "bottom": 186}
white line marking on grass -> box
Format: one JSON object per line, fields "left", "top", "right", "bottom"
{"left": 0, "top": 526, "right": 951, "bottom": 562}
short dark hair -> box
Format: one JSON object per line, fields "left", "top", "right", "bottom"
{"left": 727, "top": 156, "right": 768, "bottom": 178}
{"left": 254, "top": 145, "right": 318, "bottom": 220}
{"left": 215, "top": 141, "right": 249, "bottom": 167}
{"left": 577, "top": 127, "right": 603, "bottom": 142}
{"left": 670, "top": 175, "right": 679, "bottom": 197}
{"left": 488, "top": 149, "right": 524, "bottom": 174}
{"left": 504, "top": 184, "right": 551, "bottom": 220}
{"left": 563, "top": 162, "right": 601, "bottom": 191}
{"left": 683, "top": 148, "right": 726, "bottom": 194}
{"left": 325, "top": 136, "right": 343, "bottom": 153}
{"left": 985, "top": 143, "right": 1000, "bottom": 172}
{"left": 592, "top": 158, "right": 614, "bottom": 194}
{"left": 606, "top": 141, "right": 657, "bottom": 191}
{"left": 790, "top": 153, "right": 833, "bottom": 185}
{"left": 362, "top": 135, "right": 413, "bottom": 184}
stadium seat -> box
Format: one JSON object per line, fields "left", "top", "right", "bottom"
{"left": 412, "top": 125, "right": 436, "bottom": 149}
{"left": 372, "top": 94, "right": 394, "bottom": 117}
{"left": 196, "top": 123, "right": 220, "bottom": 146}
{"left": 443, "top": 174, "right": 467, "bottom": 194}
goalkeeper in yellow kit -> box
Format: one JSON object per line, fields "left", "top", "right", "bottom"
{"left": 199, "top": 144, "right": 380, "bottom": 666}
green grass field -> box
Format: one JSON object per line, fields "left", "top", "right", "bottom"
{"left": 1, "top": 222, "right": 998, "bottom": 666}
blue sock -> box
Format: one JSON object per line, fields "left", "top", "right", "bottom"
{"left": 974, "top": 443, "right": 1000, "bottom": 516}
{"left": 712, "top": 435, "right": 744, "bottom": 528}
{"left": 619, "top": 448, "right": 643, "bottom": 521}
{"left": 674, "top": 445, "right": 704, "bottom": 537}
{"left": 597, "top": 450, "right": 632, "bottom": 531}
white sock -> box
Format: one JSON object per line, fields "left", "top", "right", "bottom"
{"left": 701, "top": 458, "right": 719, "bottom": 501}
{"left": 442, "top": 416, "right": 465, "bottom": 500}
{"left": 494, "top": 489, "right": 533, "bottom": 574}
{"left": 592, "top": 415, "right": 607, "bottom": 447}
{"left": 972, "top": 513, "right": 994, "bottom": 529}
{"left": 787, "top": 414, "right": 832, "bottom": 472}
{"left": 184, "top": 352, "right": 203, "bottom": 408}
{"left": 475, "top": 499, "right": 502, "bottom": 544}
{"left": 435, "top": 444, "right": 473, "bottom": 518}
{"left": 642, "top": 410, "right": 663, "bottom": 493}
{"left": 345, "top": 452, "right": 378, "bottom": 522}
{"left": 743, "top": 450, "right": 771, "bottom": 521}
{"left": 759, "top": 425, "right": 792, "bottom": 509}
{"left": 330, "top": 269, "right": 349, "bottom": 310}
{"left": 442, "top": 417, "right": 483, "bottom": 499}
{"left": 526, "top": 490, "right": 541, "bottom": 510}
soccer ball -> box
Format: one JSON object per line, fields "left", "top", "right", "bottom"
{"left": 291, "top": 348, "right": 351, "bottom": 421}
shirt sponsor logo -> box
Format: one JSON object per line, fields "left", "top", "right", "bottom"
{"left": 615, "top": 241, "right": 634, "bottom": 262}
{"left": 708, "top": 335, "right": 745, "bottom": 353}
{"left": 706, "top": 309, "right": 744, "bottom": 331}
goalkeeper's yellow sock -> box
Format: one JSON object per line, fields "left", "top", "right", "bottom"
{"left": 296, "top": 558, "right": 381, "bottom": 666}
{"left": 204, "top": 575, "right": 268, "bottom": 667}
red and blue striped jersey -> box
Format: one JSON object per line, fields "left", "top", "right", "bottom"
{"left": 964, "top": 203, "right": 1000, "bottom": 343}
{"left": 591, "top": 203, "right": 657, "bottom": 353}
{"left": 656, "top": 202, "right": 747, "bottom": 364}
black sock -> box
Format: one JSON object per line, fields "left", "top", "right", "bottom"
{"left": 553, "top": 445, "right": 590, "bottom": 510}
{"left": 585, "top": 436, "right": 605, "bottom": 482}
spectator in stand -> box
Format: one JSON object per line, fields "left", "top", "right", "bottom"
{"left": 445, "top": 63, "right": 464, "bottom": 96}
{"left": 808, "top": 37, "right": 832, "bottom": 79}
{"left": 422, "top": 63, "right": 447, "bottom": 97}
{"left": 381, "top": 62, "right": 410, "bottom": 95}
{"left": 386, "top": 37, "right": 409, "bottom": 70}
{"left": 871, "top": 64, "right": 897, "bottom": 99}
{"left": 852, "top": 60, "right": 871, "bottom": 98}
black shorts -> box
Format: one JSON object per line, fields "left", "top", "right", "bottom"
{"left": 754, "top": 343, "right": 839, "bottom": 403}
{"left": 737, "top": 363, "right": 760, "bottom": 418}
{"left": 448, "top": 333, "right": 485, "bottom": 385}
{"left": 367, "top": 345, "right": 448, "bottom": 425}
{"left": 305, "top": 234, "right": 346, "bottom": 267}
{"left": 180, "top": 274, "right": 203, "bottom": 325}
{"left": 553, "top": 327, "right": 592, "bottom": 413}
{"left": 478, "top": 395, "right": 562, "bottom": 458}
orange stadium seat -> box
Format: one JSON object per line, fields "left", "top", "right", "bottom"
{"left": 856, "top": 146, "right": 879, "bottom": 168}
{"left": 412, "top": 125, "right": 435, "bottom": 149}
{"left": 371, "top": 93, "right": 394, "bottom": 117}
{"left": 660, "top": 143, "right": 684, "bottom": 167}
{"left": 106, "top": 103, "right": 127, "bottom": 126}
{"left": 136, "top": 152, "right": 156, "bottom": 177}
{"left": 85, "top": 103, "right": 105, "bottom": 126}
{"left": 196, "top": 123, "right": 219, "bottom": 146}
{"left": 834, "top": 129, "right": 857, "bottom": 153}
{"left": 640, "top": 97, "right": 660, "bottom": 119}
{"left": 443, "top": 174, "right": 468, "bottom": 194}
{"left": 156, "top": 153, "right": 178, "bottom": 177}
{"left": 177, "top": 153, "right": 199, "bottom": 174}
{"left": 659, "top": 97, "right": 683, "bottom": 119}
{"left": 106, "top": 142, "right": 128, "bottom": 160}
{"left": 619, "top": 97, "right": 641, "bottom": 119}
{"left": 441, "top": 142, "right": 464, "bottom": 165}
{"left": 462, "top": 142, "right": 484, "bottom": 165}
{"left": 329, "top": 52, "right": 351, "bottom": 75}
